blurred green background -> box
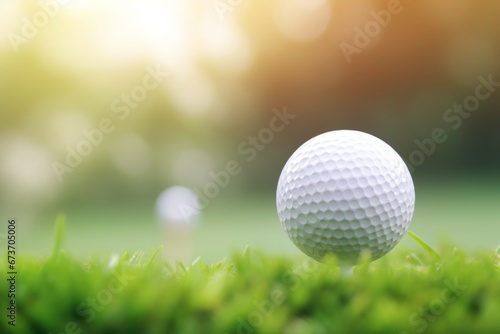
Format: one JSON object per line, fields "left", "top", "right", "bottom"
{"left": 1, "top": 0, "right": 499, "bottom": 261}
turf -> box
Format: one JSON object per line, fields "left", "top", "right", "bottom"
{"left": 2, "top": 222, "right": 500, "bottom": 334}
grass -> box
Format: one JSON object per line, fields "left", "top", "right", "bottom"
{"left": 1, "top": 218, "right": 500, "bottom": 334}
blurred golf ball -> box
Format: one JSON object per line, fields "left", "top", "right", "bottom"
{"left": 276, "top": 130, "right": 415, "bottom": 264}
{"left": 156, "top": 186, "right": 200, "bottom": 228}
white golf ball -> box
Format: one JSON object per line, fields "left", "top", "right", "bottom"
{"left": 156, "top": 186, "right": 200, "bottom": 228}
{"left": 276, "top": 130, "right": 415, "bottom": 263}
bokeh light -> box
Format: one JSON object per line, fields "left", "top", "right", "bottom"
{"left": 274, "top": 0, "right": 331, "bottom": 43}
{"left": 0, "top": 136, "right": 57, "bottom": 200}
{"left": 111, "top": 134, "right": 152, "bottom": 180}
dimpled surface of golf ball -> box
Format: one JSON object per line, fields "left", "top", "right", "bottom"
{"left": 277, "top": 130, "right": 415, "bottom": 264}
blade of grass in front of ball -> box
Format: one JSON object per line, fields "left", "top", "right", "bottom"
{"left": 407, "top": 231, "right": 442, "bottom": 263}
{"left": 51, "top": 214, "right": 66, "bottom": 261}
{"left": 145, "top": 246, "right": 163, "bottom": 271}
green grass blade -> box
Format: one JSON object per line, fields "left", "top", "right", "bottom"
{"left": 145, "top": 246, "right": 163, "bottom": 270}
{"left": 51, "top": 214, "right": 66, "bottom": 260}
{"left": 406, "top": 253, "right": 424, "bottom": 266}
{"left": 495, "top": 245, "right": 500, "bottom": 266}
{"left": 407, "top": 231, "right": 442, "bottom": 263}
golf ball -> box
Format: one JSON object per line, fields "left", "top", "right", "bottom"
{"left": 276, "top": 130, "right": 415, "bottom": 264}
{"left": 156, "top": 186, "right": 200, "bottom": 229}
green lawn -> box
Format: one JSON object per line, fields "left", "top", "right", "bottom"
{"left": 3, "top": 179, "right": 500, "bottom": 333}
{"left": 2, "top": 241, "right": 499, "bottom": 333}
